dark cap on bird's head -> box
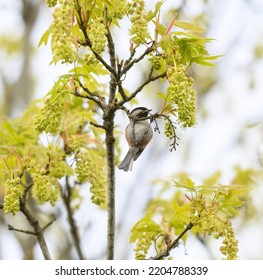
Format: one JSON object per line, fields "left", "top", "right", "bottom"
{"left": 129, "top": 107, "right": 152, "bottom": 118}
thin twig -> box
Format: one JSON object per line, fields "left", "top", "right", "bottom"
{"left": 75, "top": 0, "right": 117, "bottom": 77}
{"left": 61, "top": 177, "right": 85, "bottom": 260}
{"left": 117, "top": 82, "right": 128, "bottom": 100}
{"left": 70, "top": 89, "right": 103, "bottom": 108}
{"left": 119, "top": 71, "right": 166, "bottom": 105}
{"left": 121, "top": 42, "right": 155, "bottom": 76}
{"left": 90, "top": 121, "right": 106, "bottom": 130}
{"left": 8, "top": 217, "right": 55, "bottom": 235}
{"left": 19, "top": 200, "right": 52, "bottom": 260}
{"left": 106, "top": 25, "right": 117, "bottom": 105}
{"left": 123, "top": 44, "right": 136, "bottom": 70}
{"left": 119, "top": 105, "right": 130, "bottom": 116}
{"left": 150, "top": 222, "right": 194, "bottom": 260}
{"left": 75, "top": 78, "right": 104, "bottom": 102}
{"left": 8, "top": 224, "right": 36, "bottom": 235}
{"left": 158, "top": 113, "right": 179, "bottom": 151}
{"left": 42, "top": 216, "right": 56, "bottom": 231}
{"left": 135, "top": 112, "right": 179, "bottom": 151}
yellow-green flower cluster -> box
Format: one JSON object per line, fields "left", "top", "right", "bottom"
{"left": 88, "top": 19, "right": 107, "bottom": 54}
{"left": 3, "top": 177, "right": 24, "bottom": 215}
{"left": 67, "top": 135, "right": 85, "bottom": 152}
{"left": 51, "top": 0, "right": 77, "bottom": 63}
{"left": 34, "top": 94, "right": 64, "bottom": 134}
{"left": 220, "top": 220, "right": 238, "bottom": 260}
{"left": 128, "top": 0, "right": 150, "bottom": 45}
{"left": 75, "top": 151, "right": 106, "bottom": 206}
{"left": 167, "top": 65, "right": 196, "bottom": 128}
{"left": 84, "top": 52, "right": 98, "bottom": 65}
{"left": 148, "top": 55, "right": 166, "bottom": 71}
{"left": 130, "top": 215, "right": 164, "bottom": 260}
{"left": 164, "top": 119, "right": 174, "bottom": 138}
{"left": 134, "top": 235, "right": 153, "bottom": 260}
{"left": 110, "top": 0, "right": 128, "bottom": 19}
{"left": 190, "top": 197, "right": 238, "bottom": 260}
{"left": 46, "top": 144, "right": 73, "bottom": 178}
{"left": 30, "top": 165, "right": 60, "bottom": 205}
{"left": 46, "top": 0, "right": 57, "bottom": 7}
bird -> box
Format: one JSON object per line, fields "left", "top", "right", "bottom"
{"left": 118, "top": 107, "right": 153, "bottom": 172}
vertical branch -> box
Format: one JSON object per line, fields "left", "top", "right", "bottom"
{"left": 106, "top": 25, "right": 117, "bottom": 104}
{"left": 104, "top": 8, "right": 117, "bottom": 260}
{"left": 104, "top": 113, "right": 116, "bottom": 260}
{"left": 61, "top": 177, "right": 85, "bottom": 260}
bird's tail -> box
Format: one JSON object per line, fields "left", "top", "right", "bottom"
{"left": 118, "top": 149, "right": 134, "bottom": 172}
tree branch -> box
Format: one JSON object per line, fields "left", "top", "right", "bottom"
{"left": 122, "top": 45, "right": 136, "bottom": 71}
{"left": 8, "top": 216, "right": 55, "bottom": 236}
{"left": 75, "top": 0, "right": 117, "bottom": 77}
{"left": 70, "top": 90, "right": 103, "bottom": 108}
{"left": 19, "top": 199, "right": 52, "bottom": 260}
{"left": 117, "top": 81, "right": 128, "bottom": 100}
{"left": 150, "top": 222, "right": 194, "bottom": 260}
{"left": 119, "top": 70, "right": 167, "bottom": 105}
{"left": 42, "top": 216, "right": 56, "bottom": 231}
{"left": 121, "top": 43, "right": 155, "bottom": 76}
{"left": 61, "top": 177, "right": 85, "bottom": 260}
{"left": 106, "top": 25, "right": 117, "bottom": 104}
{"left": 77, "top": 78, "right": 106, "bottom": 107}
{"left": 8, "top": 224, "right": 36, "bottom": 235}
{"left": 1, "top": 173, "right": 53, "bottom": 259}
{"left": 90, "top": 121, "right": 106, "bottom": 130}
{"left": 76, "top": 78, "right": 103, "bottom": 99}
{"left": 103, "top": 9, "right": 118, "bottom": 260}
{"left": 104, "top": 111, "right": 116, "bottom": 260}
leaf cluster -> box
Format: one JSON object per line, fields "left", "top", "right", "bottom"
{"left": 38, "top": 0, "right": 219, "bottom": 132}
{"left": 0, "top": 73, "right": 109, "bottom": 214}
{"left": 130, "top": 168, "right": 254, "bottom": 259}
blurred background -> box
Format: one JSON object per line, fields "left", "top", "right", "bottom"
{"left": 0, "top": 0, "right": 263, "bottom": 259}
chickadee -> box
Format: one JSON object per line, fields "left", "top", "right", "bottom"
{"left": 118, "top": 107, "right": 153, "bottom": 172}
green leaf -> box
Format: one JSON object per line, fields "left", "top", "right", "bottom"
{"left": 153, "top": 21, "right": 167, "bottom": 36}
{"left": 173, "top": 177, "right": 196, "bottom": 191}
{"left": 146, "top": 0, "right": 165, "bottom": 21}
{"left": 220, "top": 193, "right": 246, "bottom": 208}
{"left": 0, "top": 121, "right": 18, "bottom": 142}
{"left": 103, "top": 0, "right": 113, "bottom": 8}
{"left": 130, "top": 213, "right": 163, "bottom": 243}
{"left": 70, "top": 63, "right": 109, "bottom": 76}
{"left": 38, "top": 28, "right": 51, "bottom": 47}
{"left": 173, "top": 21, "right": 204, "bottom": 33}
{"left": 192, "top": 55, "right": 222, "bottom": 66}
{"left": 156, "top": 91, "right": 166, "bottom": 100}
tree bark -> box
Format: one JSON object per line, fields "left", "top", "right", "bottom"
{"left": 104, "top": 110, "right": 116, "bottom": 260}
